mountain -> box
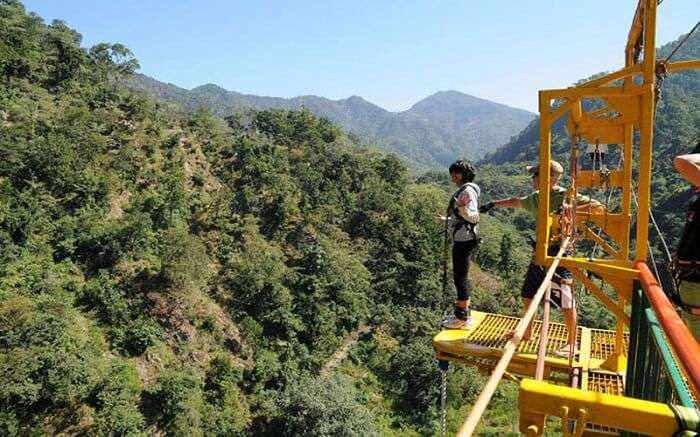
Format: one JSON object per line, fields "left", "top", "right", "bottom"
{"left": 127, "top": 75, "right": 536, "bottom": 168}
{"left": 481, "top": 32, "right": 700, "bottom": 166}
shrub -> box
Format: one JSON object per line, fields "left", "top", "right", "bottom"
{"left": 274, "top": 374, "right": 378, "bottom": 437}
{"left": 91, "top": 361, "right": 146, "bottom": 436}
{"left": 144, "top": 370, "right": 205, "bottom": 437}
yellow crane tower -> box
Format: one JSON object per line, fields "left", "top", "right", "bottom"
{"left": 433, "top": 1, "right": 700, "bottom": 435}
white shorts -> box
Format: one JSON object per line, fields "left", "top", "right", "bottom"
{"left": 550, "top": 283, "right": 574, "bottom": 310}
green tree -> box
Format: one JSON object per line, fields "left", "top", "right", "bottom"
{"left": 498, "top": 233, "right": 518, "bottom": 274}
{"left": 91, "top": 361, "right": 146, "bottom": 436}
{"left": 274, "top": 374, "right": 379, "bottom": 437}
{"left": 144, "top": 370, "right": 205, "bottom": 437}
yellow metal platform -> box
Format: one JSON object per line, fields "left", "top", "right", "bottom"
{"left": 434, "top": 311, "right": 628, "bottom": 393}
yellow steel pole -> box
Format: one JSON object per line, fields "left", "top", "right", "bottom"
{"left": 581, "top": 65, "right": 641, "bottom": 88}
{"left": 635, "top": 87, "right": 654, "bottom": 263}
{"left": 667, "top": 60, "right": 700, "bottom": 72}
{"left": 642, "top": 0, "right": 657, "bottom": 82}
{"left": 536, "top": 93, "right": 552, "bottom": 265}
{"left": 519, "top": 379, "right": 698, "bottom": 436}
{"left": 634, "top": 0, "right": 657, "bottom": 261}
{"left": 621, "top": 20, "right": 635, "bottom": 261}
{"left": 620, "top": 123, "right": 634, "bottom": 260}
{"left": 625, "top": 1, "right": 644, "bottom": 67}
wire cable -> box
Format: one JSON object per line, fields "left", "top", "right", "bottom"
{"left": 648, "top": 204, "right": 673, "bottom": 263}
{"left": 664, "top": 19, "right": 700, "bottom": 64}
{"left": 631, "top": 182, "right": 673, "bottom": 275}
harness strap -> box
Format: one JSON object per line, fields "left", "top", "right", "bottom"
{"left": 681, "top": 303, "right": 700, "bottom": 316}
{"left": 450, "top": 183, "right": 480, "bottom": 240}
{"left": 454, "top": 305, "right": 470, "bottom": 320}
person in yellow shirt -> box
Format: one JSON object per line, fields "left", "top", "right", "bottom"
{"left": 485, "top": 160, "right": 600, "bottom": 356}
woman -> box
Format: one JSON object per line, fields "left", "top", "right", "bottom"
{"left": 442, "top": 159, "right": 480, "bottom": 330}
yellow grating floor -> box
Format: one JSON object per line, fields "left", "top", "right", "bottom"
{"left": 435, "top": 312, "right": 630, "bottom": 436}
{"left": 589, "top": 329, "right": 629, "bottom": 360}
{"left": 463, "top": 313, "right": 581, "bottom": 356}
{"left": 588, "top": 371, "right": 625, "bottom": 396}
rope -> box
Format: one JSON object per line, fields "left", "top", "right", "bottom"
{"left": 631, "top": 178, "right": 686, "bottom": 304}
{"left": 570, "top": 136, "right": 580, "bottom": 243}
{"left": 457, "top": 238, "right": 572, "bottom": 437}
{"left": 631, "top": 183, "right": 672, "bottom": 282}
{"left": 535, "top": 284, "right": 552, "bottom": 381}
{"left": 566, "top": 136, "right": 582, "bottom": 380}
{"left": 663, "top": 19, "right": 700, "bottom": 64}
{"left": 440, "top": 368, "right": 448, "bottom": 437}
{"left": 631, "top": 179, "right": 673, "bottom": 265}
{"left": 648, "top": 206, "right": 673, "bottom": 263}
{"left": 441, "top": 211, "right": 450, "bottom": 316}
{"left": 648, "top": 235, "right": 662, "bottom": 280}
{"left": 578, "top": 145, "right": 621, "bottom": 308}
{"left": 589, "top": 152, "right": 623, "bottom": 260}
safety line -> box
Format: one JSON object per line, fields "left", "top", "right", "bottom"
{"left": 631, "top": 181, "right": 673, "bottom": 265}
{"left": 456, "top": 238, "right": 572, "bottom": 437}
{"left": 664, "top": 19, "right": 700, "bottom": 64}
{"left": 648, "top": 204, "right": 673, "bottom": 262}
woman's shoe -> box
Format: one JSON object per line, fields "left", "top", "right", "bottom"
{"left": 441, "top": 314, "right": 473, "bottom": 330}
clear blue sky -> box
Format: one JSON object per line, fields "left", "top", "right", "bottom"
{"left": 22, "top": 0, "right": 699, "bottom": 112}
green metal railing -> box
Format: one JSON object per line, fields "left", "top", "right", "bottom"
{"left": 624, "top": 284, "right": 699, "bottom": 436}
{"left": 626, "top": 285, "right": 697, "bottom": 409}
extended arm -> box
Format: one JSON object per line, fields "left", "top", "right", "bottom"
{"left": 479, "top": 197, "right": 524, "bottom": 213}
{"left": 574, "top": 192, "right": 602, "bottom": 207}
{"left": 492, "top": 197, "right": 523, "bottom": 209}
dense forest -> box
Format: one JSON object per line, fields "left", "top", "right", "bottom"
{"left": 0, "top": 2, "right": 536, "bottom": 435}
{"left": 1, "top": 1, "right": 697, "bottom": 436}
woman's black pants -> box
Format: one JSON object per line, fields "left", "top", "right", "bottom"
{"left": 452, "top": 239, "right": 478, "bottom": 302}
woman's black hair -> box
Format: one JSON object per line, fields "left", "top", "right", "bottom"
{"left": 449, "top": 159, "right": 476, "bottom": 183}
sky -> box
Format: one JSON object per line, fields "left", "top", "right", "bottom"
{"left": 22, "top": 0, "right": 700, "bottom": 113}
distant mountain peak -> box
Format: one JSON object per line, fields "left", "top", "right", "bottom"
{"left": 191, "top": 83, "right": 227, "bottom": 93}
{"left": 407, "top": 90, "right": 508, "bottom": 113}
{"left": 431, "top": 90, "right": 477, "bottom": 99}
{"left": 344, "top": 95, "right": 368, "bottom": 103}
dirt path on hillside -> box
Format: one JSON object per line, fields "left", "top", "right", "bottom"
{"left": 320, "top": 324, "right": 371, "bottom": 376}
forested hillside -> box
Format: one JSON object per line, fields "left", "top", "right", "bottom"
{"left": 3, "top": 1, "right": 696, "bottom": 435}
{"left": 0, "top": 2, "right": 546, "bottom": 435}
{"left": 128, "top": 75, "right": 535, "bottom": 168}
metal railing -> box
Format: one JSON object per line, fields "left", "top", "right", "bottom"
{"left": 625, "top": 285, "right": 696, "bottom": 409}
{"left": 623, "top": 262, "right": 700, "bottom": 436}
{"left": 632, "top": 262, "right": 700, "bottom": 403}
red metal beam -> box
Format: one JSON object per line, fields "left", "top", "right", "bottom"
{"left": 635, "top": 261, "right": 700, "bottom": 401}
